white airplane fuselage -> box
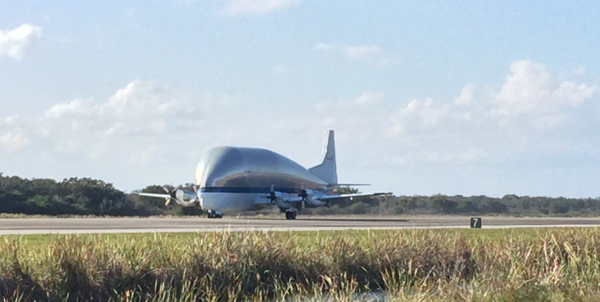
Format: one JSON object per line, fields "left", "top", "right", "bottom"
{"left": 138, "top": 130, "right": 388, "bottom": 219}
{"left": 195, "top": 146, "right": 329, "bottom": 213}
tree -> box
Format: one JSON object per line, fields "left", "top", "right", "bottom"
{"left": 456, "top": 200, "right": 476, "bottom": 214}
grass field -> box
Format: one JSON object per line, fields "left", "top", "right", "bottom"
{"left": 1, "top": 228, "right": 600, "bottom": 301}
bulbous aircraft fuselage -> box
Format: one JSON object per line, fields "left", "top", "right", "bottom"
{"left": 195, "top": 146, "right": 327, "bottom": 212}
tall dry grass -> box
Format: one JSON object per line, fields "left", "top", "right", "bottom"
{"left": 0, "top": 228, "right": 600, "bottom": 301}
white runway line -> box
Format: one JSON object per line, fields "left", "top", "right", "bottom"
{"left": 1, "top": 223, "right": 599, "bottom": 235}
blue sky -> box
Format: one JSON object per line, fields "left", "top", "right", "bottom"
{"left": 1, "top": 0, "right": 599, "bottom": 197}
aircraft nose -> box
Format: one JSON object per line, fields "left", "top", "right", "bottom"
{"left": 198, "top": 191, "right": 215, "bottom": 210}
{"left": 198, "top": 192, "right": 205, "bottom": 209}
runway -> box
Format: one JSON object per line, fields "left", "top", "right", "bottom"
{"left": 1, "top": 216, "right": 600, "bottom": 235}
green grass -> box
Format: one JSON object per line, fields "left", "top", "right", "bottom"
{"left": 0, "top": 228, "right": 549, "bottom": 248}
{"left": 1, "top": 228, "right": 600, "bottom": 301}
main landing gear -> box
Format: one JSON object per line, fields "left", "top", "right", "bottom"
{"left": 285, "top": 211, "right": 297, "bottom": 220}
{"left": 207, "top": 210, "right": 223, "bottom": 219}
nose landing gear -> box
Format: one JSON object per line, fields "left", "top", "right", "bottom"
{"left": 285, "top": 211, "right": 297, "bottom": 220}
{"left": 207, "top": 210, "right": 223, "bottom": 219}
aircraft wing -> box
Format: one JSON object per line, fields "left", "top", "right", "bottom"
{"left": 316, "top": 192, "right": 392, "bottom": 201}
{"left": 137, "top": 190, "right": 199, "bottom": 207}
{"left": 283, "top": 196, "right": 304, "bottom": 203}
{"left": 138, "top": 192, "right": 171, "bottom": 199}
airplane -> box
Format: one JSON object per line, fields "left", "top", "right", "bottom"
{"left": 138, "top": 130, "right": 390, "bottom": 219}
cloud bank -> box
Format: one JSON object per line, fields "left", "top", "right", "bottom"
{"left": 1, "top": 60, "right": 598, "bottom": 196}
{"left": 0, "top": 24, "right": 41, "bottom": 60}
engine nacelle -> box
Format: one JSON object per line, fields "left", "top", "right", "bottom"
{"left": 305, "top": 197, "right": 327, "bottom": 207}
{"left": 170, "top": 189, "right": 198, "bottom": 207}
{"left": 301, "top": 189, "right": 327, "bottom": 207}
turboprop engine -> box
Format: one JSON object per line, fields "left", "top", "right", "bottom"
{"left": 163, "top": 187, "right": 198, "bottom": 207}
{"left": 299, "top": 189, "right": 327, "bottom": 208}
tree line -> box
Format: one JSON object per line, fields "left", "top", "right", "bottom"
{"left": 0, "top": 174, "right": 170, "bottom": 216}
{"left": 1, "top": 173, "right": 599, "bottom": 217}
{"left": 307, "top": 192, "right": 600, "bottom": 217}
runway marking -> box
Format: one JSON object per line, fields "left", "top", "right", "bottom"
{"left": 1, "top": 216, "right": 600, "bottom": 235}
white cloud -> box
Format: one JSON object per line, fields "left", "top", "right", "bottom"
{"left": 226, "top": 0, "right": 303, "bottom": 16}
{"left": 389, "top": 60, "right": 598, "bottom": 140}
{"left": 44, "top": 80, "right": 197, "bottom": 137}
{"left": 2, "top": 116, "right": 19, "bottom": 125}
{"left": 44, "top": 99, "right": 89, "bottom": 119}
{"left": 0, "top": 116, "right": 30, "bottom": 152}
{"left": 1, "top": 60, "right": 598, "bottom": 197}
{"left": 0, "top": 24, "right": 42, "bottom": 60}
{"left": 10, "top": 80, "right": 255, "bottom": 172}
{"left": 388, "top": 98, "right": 451, "bottom": 136}
{"left": 494, "top": 60, "right": 596, "bottom": 115}
{"left": 26, "top": 80, "right": 205, "bottom": 167}
{"left": 493, "top": 60, "right": 597, "bottom": 129}
{"left": 455, "top": 84, "right": 475, "bottom": 105}
{"left": 384, "top": 60, "right": 600, "bottom": 173}
{"left": 315, "top": 43, "right": 392, "bottom": 66}
{"left": 0, "top": 133, "right": 29, "bottom": 152}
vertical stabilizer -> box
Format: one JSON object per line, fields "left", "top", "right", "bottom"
{"left": 309, "top": 130, "right": 338, "bottom": 185}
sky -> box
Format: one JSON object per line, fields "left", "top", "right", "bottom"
{"left": 1, "top": 0, "right": 599, "bottom": 198}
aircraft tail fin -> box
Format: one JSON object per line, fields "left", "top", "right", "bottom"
{"left": 309, "top": 130, "right": 338, "bottom": 185}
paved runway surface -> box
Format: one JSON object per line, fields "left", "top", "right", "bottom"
{"left": 1, "top": 216, "right": 600, "bottom": 235}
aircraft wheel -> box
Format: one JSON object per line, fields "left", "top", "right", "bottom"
{"left": 207, "top": 211, "right": 223, "bottom": 219}
{"left": 285, "top": 211, "right": 296, "bottom": 220}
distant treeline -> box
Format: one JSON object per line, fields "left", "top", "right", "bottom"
{"left": 309, "top": 190, "right": 600, "bottom": 217}
{"left": 1, "top": 173, "right": 599, "bottom": 217}
{"left": 0, "top": 174, "right": 181, "bottom": 216}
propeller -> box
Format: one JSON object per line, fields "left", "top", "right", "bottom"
{"left": 267, "top": 185, "right": 278, "bottom": 205}
{"left": 162, "top": 185, "right": 184, "bottom": 206}
{"left": 299, "top": 189, "right": 308, "bottom": 210}
{"left": 298, "top": 183, "right": 315, "bottom": 210}
{"left": 266, "top": 185, "right": 285, "bottom": 212}
{"left": 158, "top": 185, "right": 200, "bottom": 207}
{"left": 297, "top": 183, "right": 306, "bottom": 210}
{"left": 162, "top": 186, "right": 173, "bottom": 206}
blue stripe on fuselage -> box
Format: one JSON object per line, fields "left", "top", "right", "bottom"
{"left": 201, "top": 187, "right": 300, "bottom": 194}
